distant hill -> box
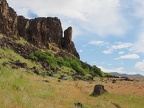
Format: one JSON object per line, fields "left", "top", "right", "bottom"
{"left": 109, "top": 72, "right": 144, "bottom": 78}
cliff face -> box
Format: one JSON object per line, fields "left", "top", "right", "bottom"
{"left": 17, "top": 16, "right": 63, "bottom": 49}
{"left": 0, "top": 0, "right": 79, "bottom": 58}
{"left": 0, "top": 0, "right": 18, "bottom": 37}
{"left": 63, "top": 27, "right": 79, "bottom": 58}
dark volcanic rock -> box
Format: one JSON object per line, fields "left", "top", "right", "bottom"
{"left": 0, "top": 37, "right": 37, "bottom": 58}
{"left": 74, "top": 102, "right": 83, "bottom": 108}
{"left": 62, "top": 27, "right": 80, "bottom": 58}
{"left": 17, "top": 16, "right": 63, "bottom": 48}
{"left": 10, "top": 60, "right": 28, "bottom": 69}
{"left": 14, "top": 60, "right": 28, "bottom": 68}
{"left": 0, "top": 0, "right": 79, "bottom": 58}
{"left": 31, "top": 66, "right": 40, "bottom": 75}
{"left": 0, "top": 0, "right": 18, "bottom": 37}
{"left": 63, "top": 26, "right": 72, "bottom": 49}
{"left": 91, "top": 84, "right": 107, "bottom": 96}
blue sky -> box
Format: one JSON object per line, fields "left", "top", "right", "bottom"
{"left": 7, "top": 0, "right": 144, "bottom": 75}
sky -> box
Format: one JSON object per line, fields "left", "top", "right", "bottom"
{"left": 7, "top": 0, "right": 144, "bottom": 75}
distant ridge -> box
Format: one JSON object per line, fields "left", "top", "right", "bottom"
{"left": 110, "top": 72, "right": 144, "bottom": 78}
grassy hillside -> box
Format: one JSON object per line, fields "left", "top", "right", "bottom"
{"left": 0, "top": 34, "right": 144, "bottom": 108}
{"left": 28, "top": 50, "right": 105, "bottom": 79}
{"left": 0, "top": 33, "right": 105, "bottom": 80}
{"left": 0, "top": 66, "right": 144, "bottom": 107}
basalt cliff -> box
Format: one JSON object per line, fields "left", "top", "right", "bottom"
{"left": 0, "top": 0, "right": 79, "bottom": 58}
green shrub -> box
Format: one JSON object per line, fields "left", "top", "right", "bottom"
{"left": 56, "top": 57, "right": 65, "bottom": 66}
{"left": 29, "top": 50, "right": 105, "bottom": 77}
{"left": 92, "top": 66, "right": 104, "bottom": 77}
{"left": 29, "top": 50, "right": 57, "bottom": 69}
{"left": 29, "top": 53, "right": 38, "bottom": 61}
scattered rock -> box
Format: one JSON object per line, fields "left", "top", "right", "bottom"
{"left": 58, "top": 75, "right": 71, "bottom": 80}
{"left": 2, "top": 62, "right": 8, "bottom": 66}
{"left": 14, "top": 60, "right": 28, "bottom": 68}
{"left": 0, "top": 37, "right": 37, "bottom": 58}
{"left": 124, "top": 77, "right": 134, "bottom": 81}
{"left": 58, "top": 75, "right": 65, "bottom": 80}
{"left": 72, "top": 75, "right": 84, "bottom": 81}
{"left": 31, "top": 66, "right": 40, "bottom": 75}
{"left": 57, "top": 80, "right": 61, "bottom": 82}
{"left": 91, "top": 84, "right": 107, "bottom": 96}
{"left": 112, "top": 79, "right": 117, "bottom": 83}
{"left": 74, "top": 102, "right": 83, "bottom": 108}
{"left": 9, "top": 60, "right": 28, "bottom": 69}
{"left": 42, "top": 80, "right": 49, "bottom": 83}
{"left": 111, "top": 102, "right": 121, "bottom": 108}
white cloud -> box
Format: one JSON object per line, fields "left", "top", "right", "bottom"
{"left": 98, "top": 66, "right": 124, "bottom": 73}
{"left": 79, "top": 49, "right": 83, "bottom": 53}
{"left": 7, "top": 0, "right": 130, "bottom": 37}
{"left": 108, "top": 63, "right": 112, "bottom": 66}
{"left": 79, "top": 0, "right": 129, "bottom": 36}
{"left": 116, "top": 54, "right": 140, "bottom": 60}
{"left": 131, "top": 34, "right": 144, "bottom": 53}
{"left": 118, "top": 51, "right": 125, "bottom": 55}
{"left": 112, "top": 43, "right": 133, "bottom": 50}
{"left": 89, "top": 40, "right": 108, "bottom": 46}
{"left": 133, "top": 0, "right": 144, "bottom": 19}
{"left": 135, "top": 60, "right": 144, "bottom": 71}
{"left": 102, "top": 49, "right": 113, "bottom": 54}
{"left": 98, "top": 66, "right": 141, "bottom": 75}
{"left": 102, "top": 42, "right": 132, "bottom": 54}
{"left": 130, "top": 0, "right": 144, "bottom": 54}
{"left": 83, "top": 44, "right": 88, "bottom": 48}
{"left": 101, "top": 62, "right": 105, "bottom": 64}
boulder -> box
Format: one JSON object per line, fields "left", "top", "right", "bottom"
{"left": 74, "top": 102, "right": 83, "bottom": 108}
{"left": 14, "top": 60, "right": 28, "bottom": 68}
{"left": 91, "top": 84, "right": 107, "bottom": 96}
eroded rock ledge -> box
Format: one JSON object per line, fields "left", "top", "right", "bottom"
{"left": 0, "top": 0, "right": 79, "bottom": 58}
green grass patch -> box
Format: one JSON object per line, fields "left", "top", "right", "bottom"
{"left": 0, "top": 48, "right": 43, "bottom": 69}
{"left": 15, "top": 37, "right": 27, "bottom": 45}
{"left": 29, "top": 50, "right": 104, "bottom": 78}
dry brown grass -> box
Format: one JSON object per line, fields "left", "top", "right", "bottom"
{"left": 103, "top": 78, "right": 144, "bottom": 95}
{"left": 0, "top": 48, "right": 144, "bottom": 108}
{"left": 0, "top": 70, "right": 144, "bottom": 108}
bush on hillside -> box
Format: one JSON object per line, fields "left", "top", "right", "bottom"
{"left": 29, "top": 50, "right": 105, "bottom": 77}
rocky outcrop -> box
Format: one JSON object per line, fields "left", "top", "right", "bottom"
{"left": 17, "top": 16, "right": 63, "bottom": 49}
{"left": 0, "top": 0, "right": 79, "bottom": 58}
{"left": 0, "top": 36, "right": 37, "bottom": 58}
{"left": 63, "top": 27, "right": 72, "bottom": 49}
{"left": 0, "top": 0, "right": 18, "bottom": 37}
{"left": 62, "top": 27, "right": 79, "bottom": 58}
